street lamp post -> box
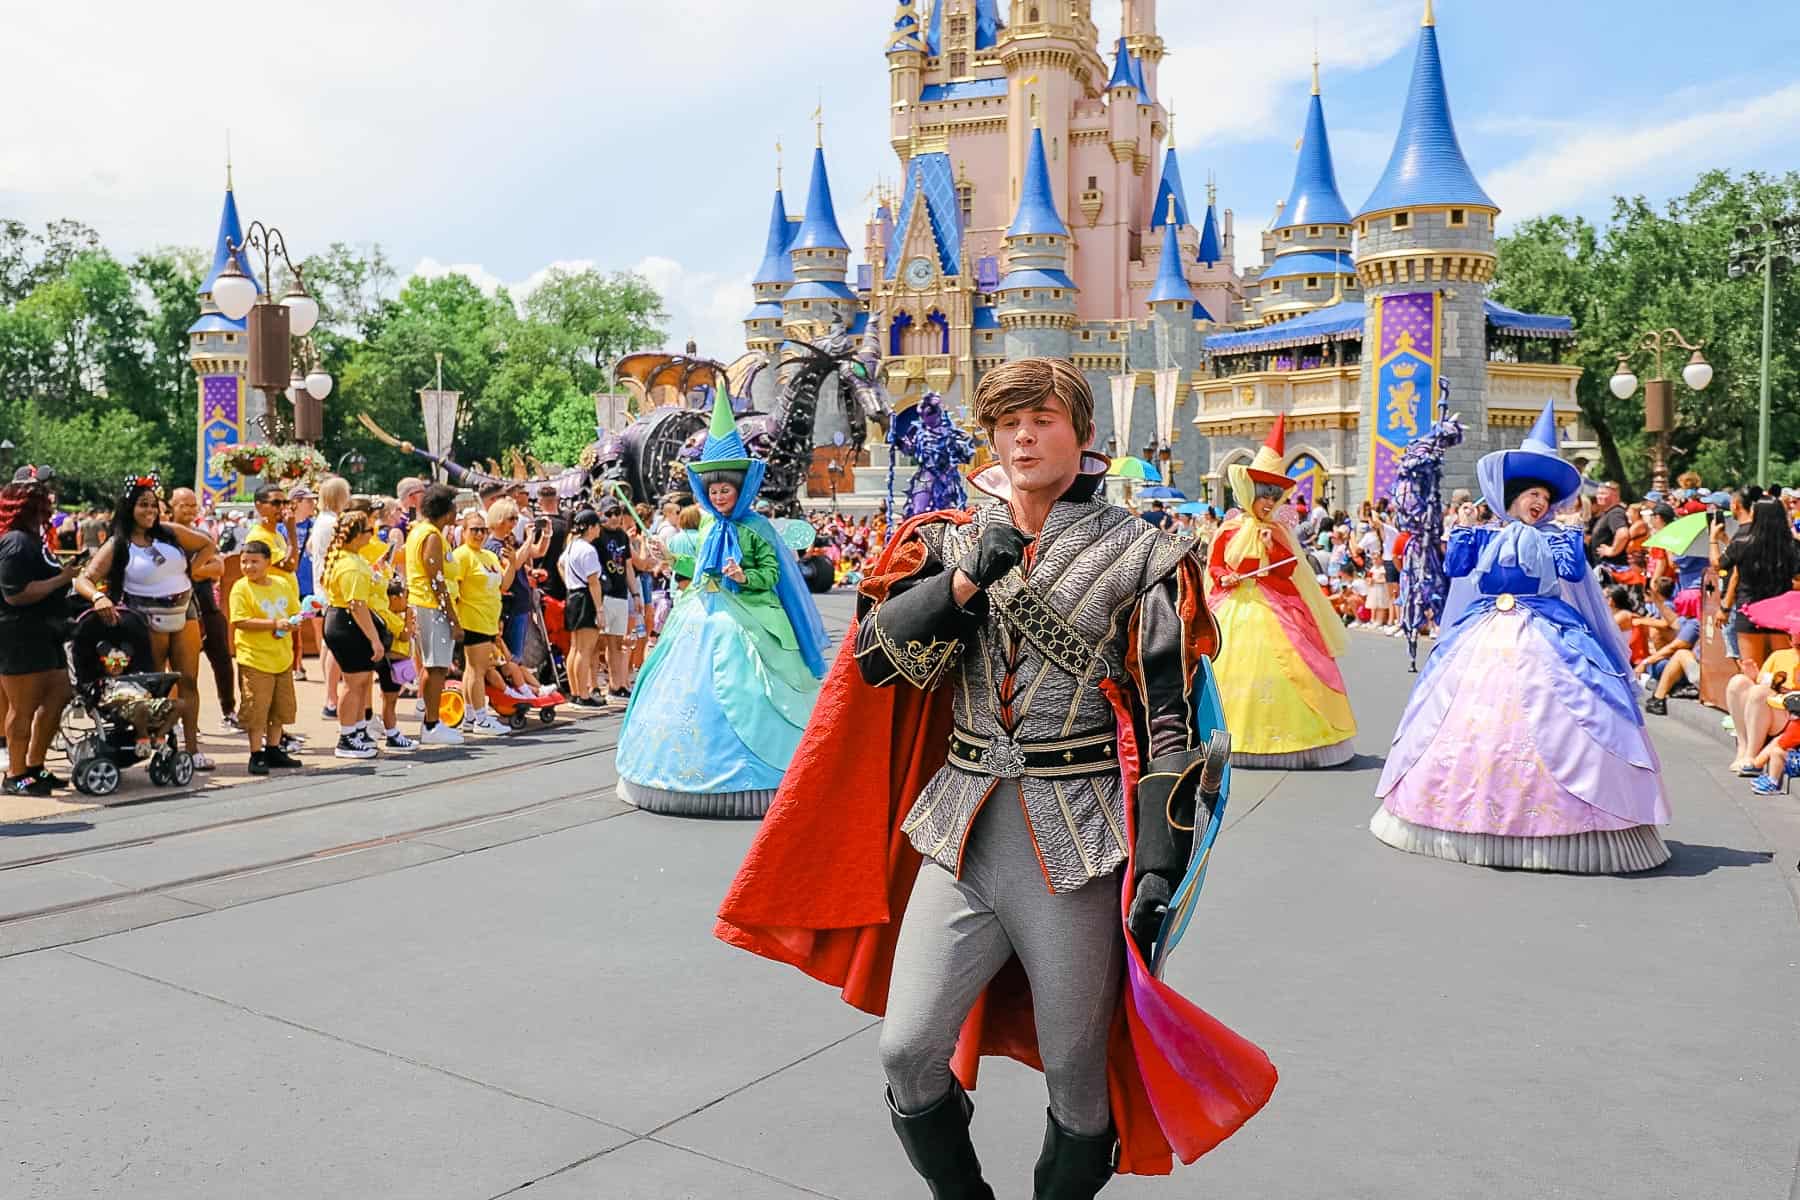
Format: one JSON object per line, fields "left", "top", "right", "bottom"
{"left": 209, "top": 221, "right": 330, "bottom": 445}
{"left": 1727, "top": 215, "right": 1800, "bottom": 487}
{"left": 336, "top": 450, "right": 366, "bottom": 478}
{"left": 1609, "top": 328, "right": 1712, "bottom": 494}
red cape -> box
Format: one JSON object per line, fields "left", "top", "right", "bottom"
{"left": 715, "top": 513, "right": 1276, "bottom": 1175}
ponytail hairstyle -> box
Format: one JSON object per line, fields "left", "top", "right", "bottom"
{"left": 323, "top": 510, "right": 373, "bottom": 599}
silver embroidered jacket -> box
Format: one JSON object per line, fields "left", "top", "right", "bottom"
{"left": 854, "top": 472, "right": 1214, "bottom": 894}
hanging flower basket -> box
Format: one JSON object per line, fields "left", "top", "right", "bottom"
{"left": 209, "top": 443, "right": 328, "bottom": 487}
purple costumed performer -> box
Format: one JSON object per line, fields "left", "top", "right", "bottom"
{"left": 1370, "top": 400, "right": 1671, "bottom": 873}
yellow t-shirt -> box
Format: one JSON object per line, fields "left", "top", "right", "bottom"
{"left": 229, "top": 574, "right": 299, "bottom": 674}
{"left": 245, "top": 523, "right": 294, "bottom": 585}
{"left": 451, "top": 543, "right": 503, "bottom": 636}
{"left": 325, "top": 549, "right": 382, "bottom": 610}
{"left": 405, "top": 521, "right": 447, "bottom": 609}
{"left": 378, "top": 601, "right": 409, "bottom": 656}
{"left": 1762, "top": 648, "right": 1800, "bottom": 708}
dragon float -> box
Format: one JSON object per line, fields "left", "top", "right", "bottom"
{"left": 355, "top": 317, "right": 888, "bottom": 517}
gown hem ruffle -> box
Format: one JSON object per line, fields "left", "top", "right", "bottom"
{"left": 1368, "top": 806, "right": 1670, "bottom": 874}
{"left": 619, "top": 778, "right": 778, "bottom": 819}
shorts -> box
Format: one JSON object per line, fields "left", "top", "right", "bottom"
{"left": 0, "top": 618, "right": 68, "bottom": 675}
{"left": 601, "top": 596, "right": 630, "bottom": 637}
{"left": 324, "top": 607, "right": 388, "bottom": 674}
{"left": 564, "top": 590, "right": 598, "bottom": 632}
{"left": 237, "top": 665, "right": 296, "bottom": 732}
{"left": 463, "top": 630, "right": 496, "bottom": 646}
{"left": 1647, "top": 656, "right": 1701, "bottom": 686}
{"left": 412, "top": 606, "right": 456, "bottom": 670}
{"left": 1382, "top": 560, "right": 1400, "bottom": 585}
{"left": 1730, "top": 610, "right": 1785, "bottom": 638}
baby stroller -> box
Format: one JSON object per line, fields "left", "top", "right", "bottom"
{"left": 62, "top": 607, "right": 191, "bottom": 796}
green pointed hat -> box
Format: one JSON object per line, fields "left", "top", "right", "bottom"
{"left": 689, "top": 385, "right": 753, "bottom": 472}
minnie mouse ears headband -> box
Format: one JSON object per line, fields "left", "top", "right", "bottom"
{"left": 123, "top": 472, "right": 162, "bottom": 493}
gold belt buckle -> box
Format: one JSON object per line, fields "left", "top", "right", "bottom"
{"left": 1495, "top": 593, "right": 1516, "bottom": 612}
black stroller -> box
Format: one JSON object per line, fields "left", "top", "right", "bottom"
{"left": 62, "top": 607, "right": 191, "bottom": 796}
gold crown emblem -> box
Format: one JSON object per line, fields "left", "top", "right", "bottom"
{"left": 1391, "top": 361, "right": 1418, "bottom": 380}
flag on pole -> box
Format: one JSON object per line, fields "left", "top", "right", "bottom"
{"left": 1110, "top": 373, "right": 1133, "bottom": 457}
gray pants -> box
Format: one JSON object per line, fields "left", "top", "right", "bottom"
{"left": 879, "top": 781, "right": 1124, "bottom": 1137}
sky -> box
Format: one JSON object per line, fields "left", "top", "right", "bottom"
{"left": 4, "top": 0, "right": 1798, "bottom": 363}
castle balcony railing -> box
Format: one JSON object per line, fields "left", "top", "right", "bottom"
{"left": 1190, "top": 365, "right": 1361, "bottom": 437}
{"left": 1484, "top": 361, "right": 1584, "bottom": 431}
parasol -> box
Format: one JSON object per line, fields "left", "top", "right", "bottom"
{"left": 1107, "top": 456, "right": 1161, "bottom": 482}
{"left": 1644, "top": 511, "right": 1712, "bottom": 558}
{"left": 1175, "top": 501, "right": 1211, "bottom": 515}
{"left": 1743, "top": 591, "right": 1800, "bottom": 637}
{"left": 1136, "top": 485, "right": 1186, "bottom": 500}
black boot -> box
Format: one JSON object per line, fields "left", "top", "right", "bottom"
{"left": 1032, "top": 1108, "right": 1117, "bottom": 1200}
{"left": 887, "top": 1084, "right": 996, "bottom": 1200}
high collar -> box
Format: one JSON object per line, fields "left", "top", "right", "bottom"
{"left": 967, "top": 451, "right": 1110, "bottom": 509}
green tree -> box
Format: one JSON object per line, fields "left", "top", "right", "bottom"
{"left": 130, "top": 247, "right": 206, "bottom": 486}
{"left": 1495, "top": 168, "right": 1800, "bottom": 492}
{"left": 521, "top": 267, "right": 667, "bottom": 389}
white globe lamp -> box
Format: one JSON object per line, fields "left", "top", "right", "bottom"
{"left": 211, "top": 262, "right": 257, "bottom": 321}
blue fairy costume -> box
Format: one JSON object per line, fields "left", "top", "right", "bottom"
{"left": 615, "top": 389, "right": 830, "bottom": 818}
{"left": 1370, "top": 400, "right": 1670, "bottom": 872}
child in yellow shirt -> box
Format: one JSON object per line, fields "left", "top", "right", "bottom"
{"left": 229, "top": 541, "right": 303, "bottom": 775}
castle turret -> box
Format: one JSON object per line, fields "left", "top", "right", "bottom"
{"left": 744, "top": 182, "right": 793, "bottom": 355}
{"left": 782, "top": 143, "right": 857, "bottom": 332}
{"left": 1149, "top": 138, "right": 1188, "bottom": 230}
{"left": 1355, "top": 0, "right": 1499, "bottom": 500}
{"left": 1257, "top": 57, "right": 1357, "bottom": 324}
{"left": 1147, "top": 200, "right": 1196, "bottom": 316}
{"left": 190, "top": 171, "right": 260, "bottom": 504}
{"left": 995, "top": 126, "right": 1076, "bottom": 361}
{"left": 887, "top": 2, "right": 927, "bottom": 164}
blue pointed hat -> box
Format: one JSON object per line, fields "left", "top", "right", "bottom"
{"left": 1477, "top": 398, "right": 1581, "bottom": 511}
{"left": 690, "top": 386, "right": 753, "bottom": 472}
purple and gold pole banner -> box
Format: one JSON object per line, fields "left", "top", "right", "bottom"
{"left": 1366, "top": 291, "right": 1441, "bottom": 500}
{"left": 1287, "top": 453, "right": 1326, "bottom": 510}
{"left": 198, "top": 373, "right": 244, "bottom": 506}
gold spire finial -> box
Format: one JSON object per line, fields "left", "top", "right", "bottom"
{"left": 1165, "top": 194, "right": 1178, "bottom": 226}
{"left": 225, "top": 129, "right": 233, "bottom": 190}
{"left": 775, "top": 139, "right": 783, "bottom": 189}
{"left": 1311, "top": 51, "right": 1321, "bottom": 95}
{"left": 1167, "top": 105, "right": 1176, "bottom": 145}
{"left": 1423, "top": 0, "right": 1435, "bottom": 27}
{"left": 1208, "top": 170, "right": 1217, "bottom": 207}
{"left": 813, "top": 91, "right": 824, "bottom": 147}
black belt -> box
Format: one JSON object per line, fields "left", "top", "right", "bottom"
{"left": 948, "top": 726, "right": 1118, "bottom": 780}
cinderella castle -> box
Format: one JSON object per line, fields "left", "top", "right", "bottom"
{"left": 739, "top": 0, "right": 1586, "bottom": 510}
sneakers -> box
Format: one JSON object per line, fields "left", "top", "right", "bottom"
{"left": 572, "top": 695, "right": 609, "bottom": 710}
{"left": 413, "top": 698, "right": 427, "bottom": 716}
{"left": 4, "top": 773, "right": 53, "bottom": 797}
{"left": 359, "top": 717, "right": 384, "bottom": 742}
{"left": 1752, "top": 775, "right": 1785, "bottom": 796}
{"left": 504, "top": 685, "right": 535, "bottom": 702}
{"left": 322, "top": 705, "right": 338, "bottom": 719}
{"left": 419, "top": 722, "right": 465, "bottom": 747}
{"left": 263, "top": 746, "right": 304, "bottom": 769}
{"left": 334, "top": 731, "right": 379, "bottom": 760}
{"left": 248, "top": 750, "right": 270, "bottom": 776}
{"left": 1644, "top": 696, "right": 1668, "bottom": 716}
{"left": 465, "top": 710, "right": 511, "bottom": 737}
{"left": 278, "top": 733, "right": 305, "bottom": 754}
{"left": 384, "top": 729, "right": 418, "bottom": 751}
{"left": 32, "top": 766, "right": 68, "bottom": 789}
{"left": 220, "top": 713, "right": 244, "bottom": 735}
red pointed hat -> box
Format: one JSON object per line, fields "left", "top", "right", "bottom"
{"left": 1245, "top": 413, "right": 1294, "bottom": 488}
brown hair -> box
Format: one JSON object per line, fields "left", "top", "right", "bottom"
{"left": 970, "top": 357, "right": 1093, "bottom": 445}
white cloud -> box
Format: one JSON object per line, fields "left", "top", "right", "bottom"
{"left": 1487, "top": 82, "right": 1800, "bottom": 224}
{"left": 1148, "top": 0, "right": 1420, "bottom": 147}
{"left": 411, "top": 258, "right": 508, "bottom": 298}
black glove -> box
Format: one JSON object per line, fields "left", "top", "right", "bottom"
{"left": 1127, "top": 872, "right": 1173, "bottom": 962}
{"left": 958, "top": 523, "right": 1030, "bottom": 589}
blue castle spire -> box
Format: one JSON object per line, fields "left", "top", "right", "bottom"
{"left": 199, "top": 180, "right": 261, "bottom": 298}
{"left": 1357, "top": 11, "right": 1496, "bottom": 217}
{"left": 1276, "top": 72, "right": 1352, "bottom": 229}
{"left": 1107, "top": 39, "right": 1133, "bottom": 89}
{"left": 928, "top": 0, "right": 1002, "bottom": 54}
{"left": 752, "top": 188, "right": 794, "bottom": 284}
{"left": 1150, "top": 144, "right": 1189, "bottom": 230}
{"left": 888, "top": 0, "right": 925, "bottom": 53}
{"left": 1197, "top": 197, "right": 1223, "bottom": 267}
{"left": 1006, "top": 127, "right": 1068, "bottom": 238}
{"left": 1147, "top": 207, "right": 1196, "bottom": 306}
{"left": 791, "top": 145, "right": 850, "bottom": 251}
{"left": 1129, "top": 52, "right": 1152, "bottom": 105}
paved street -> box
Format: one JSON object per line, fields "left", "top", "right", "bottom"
{"left": 2, "top": 591, "right": 1797, "bottom": 1200}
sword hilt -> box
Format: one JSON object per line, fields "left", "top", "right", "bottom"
{"left": 1199, "top": 728, "right": 1230, "bottom": 801}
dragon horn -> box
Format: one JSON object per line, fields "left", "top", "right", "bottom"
{"left": 859, "top": 315, "right": 880, "bottom": 355}
{"left": 355, "top": 412, "right": 405, "bottom": 449}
